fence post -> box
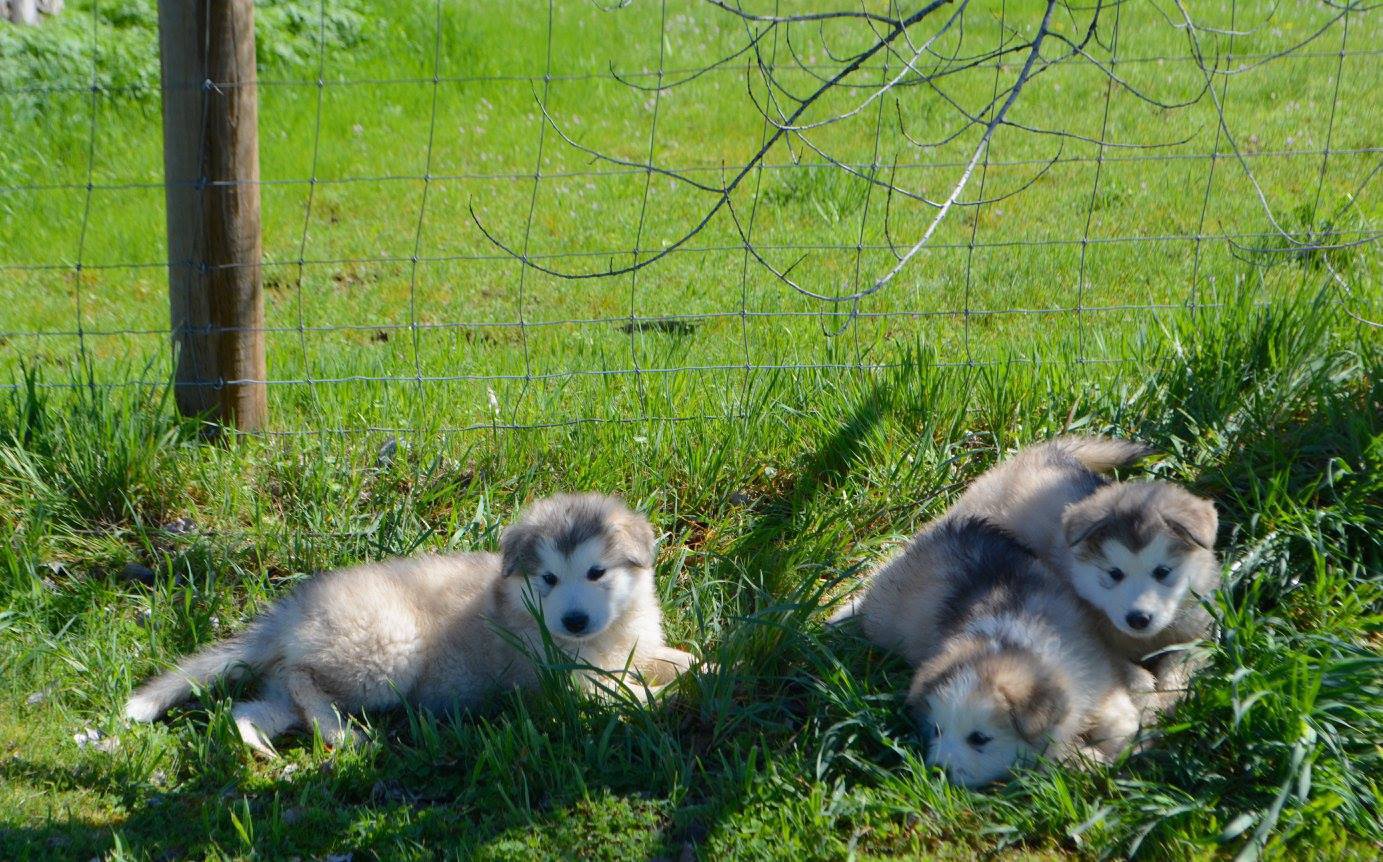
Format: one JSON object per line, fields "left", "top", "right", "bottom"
{"left": 158, "top": 0, "right": 267, "bottom": 430}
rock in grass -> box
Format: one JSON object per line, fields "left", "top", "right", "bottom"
{"left": 120, "top": 562, "right": 157, "bottom": 585}
{"left": 161, "top": 518, "right": 197, "bottom": 535}
{"left": 376, "top": 436, "right": 399, "bottom": 469}
{"left": 73, "top": 727, "right": 119, "bottom": 753}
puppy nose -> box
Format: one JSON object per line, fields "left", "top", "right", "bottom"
{"left": 561, "top": 611, "right": 589, "bottom": 634}
{"left": 1125, "top": 610, "right": 1151, "bottom": 630}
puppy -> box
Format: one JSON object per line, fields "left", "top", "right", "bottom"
{"left": 123, "top": 493, "right": 695, "bottom": 755}
{"left": 925, "top": 435, "right": 1220, "bottom": 700}
{"left": 843, "top": 480, "right": 1150, "bottom": 786}
{"left": 909, "top": 436, "right": 1219, "bottom": 699}
{"left": 939, "top": 436, "right": 1156, "bottom": 563}
{"left": 1060, "top": 481, "right": 1220, "bottom": 698}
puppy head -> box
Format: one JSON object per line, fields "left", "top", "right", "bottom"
{"left": 907, "top": 645, "right": 1068, "bottom": 788}
{"left": 499, "top": 493, "right": 656, "bottom": 642}
{"left": 1063, "top": 482, "right": 1218, "bottom": 640}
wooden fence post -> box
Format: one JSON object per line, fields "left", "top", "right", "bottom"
{"left": 158, "top": 0, "right": 267, "bottom": 430}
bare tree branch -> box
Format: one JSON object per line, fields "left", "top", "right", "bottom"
{"left": 471, "top": 0, "right": 1373, "bottom": 308}
{"left": 472, "top": 0, "right": 958, "bottom": 281}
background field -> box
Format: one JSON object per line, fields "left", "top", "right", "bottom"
{"left": 0, "top": 1, "right": 1380, "bottom": 859}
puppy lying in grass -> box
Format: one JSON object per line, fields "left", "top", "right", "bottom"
{"left": 1058, "top": 465, "right": 1220, "bottom": 703}
{"left": 833, "top": 442, "right": 1154, "bottom": 787}
{"left": 123, "top": 493, "right": 695, "bottom": 755}
{"left": 974, "top": 437, "right": 1221, "bottom": 704}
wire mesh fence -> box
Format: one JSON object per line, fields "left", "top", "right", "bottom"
{"left": 0, "top": 0, "right": 1377, "bottom": 437}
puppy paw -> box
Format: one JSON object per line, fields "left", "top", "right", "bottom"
{"left": 234, "top": 715, "right": 280, "bottom": 758}
{"left": 825, "top": 595, "right": 863, "bottom": 627}
{"left": 1125, "top": 662, "right": 1157, "bottom": 694}
{"left": 638, "top": 647, "right": 700, "bottom": 686}
{"left": 658, "top": 647, "right": 696, "bottom": 674}
{"left": 1073, "top": 743, "right": 1112, "bottom": 765}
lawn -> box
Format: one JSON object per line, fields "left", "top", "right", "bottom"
{"left": 0, "top": 1, "right": 1380, "bottom": 859}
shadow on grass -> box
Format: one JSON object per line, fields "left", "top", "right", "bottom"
{"left": 0, "top": 704, "right": 706, "bottom": 859}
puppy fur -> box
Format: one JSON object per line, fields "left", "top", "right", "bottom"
{"left": 924, "top": 434, "right": 1219, "bottom": 702}
{"left": 849, "top": 486, "right": 1151, "bottom": 786}
{"left": 1059, "top": 480, "right": 1220, "bottom": 698}
{"left": 938, "top": 436, "right": 1156, "bottom": 563}
{"left": 123, "top": 493, "right": 695, "bottom": 755}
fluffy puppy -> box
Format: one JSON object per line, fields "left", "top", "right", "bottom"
{"left": 941, "top": 437, "right": 1155, "bottom": 562}
{"left": 1059, "top": 481, "right": 1220, "bottom": 697}
{"left": 918, "top": 437, "right": 1222, "bottom": 702}
{"left": 123, "top": 493, "right": 695, "bottom": 755}
{"left": 928, "top": 435, "right": 1220, "bottom": 699}
{"left": 845, "top": 511, "right": 1148, "bottom": 787}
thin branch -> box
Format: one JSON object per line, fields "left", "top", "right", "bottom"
{"left": 703, "top": 0, "right": 909, "bottom": 27}
{"left": 471, "top": 0, "right": 958, "bottom": 282}
{"left": 864, "top": 0, "right": 1062, "bottom": 300}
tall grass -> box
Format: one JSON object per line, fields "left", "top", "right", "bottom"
{"left": 0, "top": 294, "right": 1376, "bottom": 859}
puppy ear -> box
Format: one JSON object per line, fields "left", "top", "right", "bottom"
{"left": 1063, "top": 502, "right": 1112, "bottom": 549}
{"left": 499, "top": 521, "right": 539, "bottom": 578}
{"left": 612, "top": 510, "right": 656, "bottom": 570}
{"left": 905, "top": 659, "right": 946, "bottom": 720}
{"left": 1161, "top": 495, "right": 1217, "bottom": 550}
{"left": 993, "top": 658, "right": 1067, "bottom": 745}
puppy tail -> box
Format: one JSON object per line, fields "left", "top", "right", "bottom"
{"left": 1052, "top": 435, "right": 1154, "bottom": 473}
{"left": 123, "top": 626, "right": 276, "bottom": 723}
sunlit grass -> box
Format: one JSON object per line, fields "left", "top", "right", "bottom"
{"left": 0, "top": 1, "right": 1379, "bottom": 859}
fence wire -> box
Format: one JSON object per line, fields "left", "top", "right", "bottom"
{"left": 0, "top": 0, "right": 1378, "bottom": 437}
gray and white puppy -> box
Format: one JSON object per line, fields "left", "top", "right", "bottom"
{"left": 124, "top": 493, "right": 695, "bottom": 755}
{"left": 940, "top": 436, "right": 1220, "bottom": 698}
{"left": 1059, "top": 480, "right": 1220, "bottom": 698}
{"left": 836, "top": 440, "right": 1154, "bottom": 787}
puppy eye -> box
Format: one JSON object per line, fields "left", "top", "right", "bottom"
{"left": 586, "top": 566, "right": 606, "bottom": 581}
{"left": 541, "top": 572, "right": 559, "bottom": 587}
{"left": 1152, "top": 565, "right": 1171, "bottom": 581}
{"left": 966, "top": 731, "right": 992, "bottom": 748}
{"left": 1108, "top": 567, "right": 1126, "bottom": 583}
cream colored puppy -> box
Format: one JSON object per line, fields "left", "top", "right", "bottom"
{"left": 124, "top": 494, "right": 694, "bottom": 754}
{"left": 960, "top": 436, "right": 1221, "bottom": 699}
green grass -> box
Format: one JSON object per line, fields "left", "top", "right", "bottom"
{"left": 1, "top": 0, "right": 1378, "bottom": 431}
{"left": 1, "top": 1, "right": 1381, "bottom": 859}
{"left": 1, "top": 294, "right": 1379, "bottom": 860}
